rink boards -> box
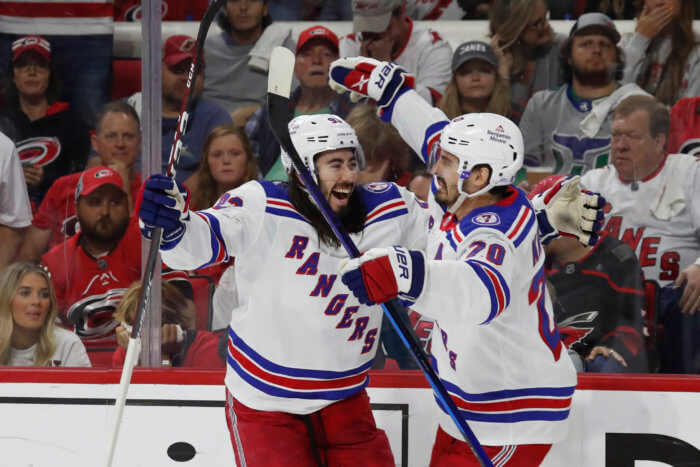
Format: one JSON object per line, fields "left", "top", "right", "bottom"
{"left": 0, "top": 370, "right": 699, "bottom": 467}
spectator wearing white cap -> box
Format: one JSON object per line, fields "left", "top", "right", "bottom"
{"left": 246, "top": 25, "right": 355, "bottom": 180}
{"left": 438, "top": 40, "right": 511, "bottom": 120}
{"left": 339, "top": 0, "right": 453, "bottom": 105}
{"left": 519, "top": 12, "right": 649, "bottom": 184}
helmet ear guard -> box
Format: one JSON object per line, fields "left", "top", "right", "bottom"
{"left": 281, "top": 114, "right": 366, "bottom": 183}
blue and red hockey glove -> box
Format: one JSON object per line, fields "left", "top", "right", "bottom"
{"left": 339, "top": 246, "right": 427, "bottom": 306}
{"left": 328, "top": 57, "right": 415, "bottom": 122}
{"left": 137, "top": 174, "right": 190, "bottom": 250}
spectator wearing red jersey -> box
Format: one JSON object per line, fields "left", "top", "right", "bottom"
{"left": 40, "top": 166, "right": 139, "bottom": 361}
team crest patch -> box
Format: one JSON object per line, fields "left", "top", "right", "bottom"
{"left": 363, "top": 182, "right": 391, "bottom": 193}
{"left": 472, "top": 213, "right": 501, "bottom": 226}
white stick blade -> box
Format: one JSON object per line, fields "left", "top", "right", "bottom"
{"left": 268, "top": 46, "right": 295, "bottom": 97}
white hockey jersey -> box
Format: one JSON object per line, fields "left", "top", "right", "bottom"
{"left": 161, "top": 180, "right": 430, "bottom": 414}
{"left": 339, "top": 18, "right": 453, "bottom": 104}
{"left": 581, "top": 154, "right": 700, "bottom": 286}
{"left": 388, "top": 90, "right": 576, "bottom": 445}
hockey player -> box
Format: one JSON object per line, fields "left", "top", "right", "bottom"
{"left": 329, "top": 57, "right": 590, "bottom": 464}
{"left": 138, "top": 106, "right": 602, "bottom": 463}
{"left": 519, "top": 12, "right": 649, "bottom": 177}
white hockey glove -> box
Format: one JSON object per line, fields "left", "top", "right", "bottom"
{"left": 328, "top": 57, "right": 415, "bottom": 121}
{"left": 339, "top": 246, "right": 426, "bottom": 306}
{"left": 531, "top": 175, "right": 605, "bottom": 246}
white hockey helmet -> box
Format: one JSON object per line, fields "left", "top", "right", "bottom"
{"left": 438, "top": 112, "right": 523, "bottom": 201}
{"left": 281, "top": 114, "right": 366, "bottom": 183}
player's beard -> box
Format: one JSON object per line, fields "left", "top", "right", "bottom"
{"left": 80, "top": 214, "right": 130, "bottom": 246}
{"left": 433, "top": 176, "right": 457, "bottom": 207}
{"left": 288, "top": 176, "right": 366, "bottom": 248}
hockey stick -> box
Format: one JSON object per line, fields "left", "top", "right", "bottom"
{"left": 102, "top": 2, "right": 225, "bottom": 466}
{"left": 266, "top": 47, "right": 493, "bottom": 467}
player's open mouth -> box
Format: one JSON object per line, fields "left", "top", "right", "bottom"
{"left": 331, "top": 186, "right": 353, "bottom": 200}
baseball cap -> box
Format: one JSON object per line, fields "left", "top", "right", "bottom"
{"left": 527, "top": 175, "right": 566, "bottom": 199}
{"left": 296, "top": 25, "right": 339, "bottom": 54}
{"left": 163, "top": 35, "right": 199, "bottom": 67}
{"left": 12, "top": 35, "right": 51, "bottom": 62}
{"left": 351, "top": 0, "right": 402, "bottom": 34}
{"left": 451, "top": 41, "right": 498, "bottom": 73}
{"left": 569, "top": 12, "right": 620, "bottom": 43}
{"left": 75, "top": 166, "right": 126, "bottom": 201}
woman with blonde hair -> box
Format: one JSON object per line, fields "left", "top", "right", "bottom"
{"left": 186, "top": 124, "right": 258, "bottom": 211}
{"left": 620, "top": 0, "right": 700, "bottom": 107}
{"left": 489, "top": 0, "right": 566, "bottom": 122}
{"left": 438, "top": 40, "right": 511, "bottom": 120}
{"left": 112, "top": 281, "right": 224, "bottom": 369}
{"left": 0, "top": 262, "right": 89, "bottom": 367}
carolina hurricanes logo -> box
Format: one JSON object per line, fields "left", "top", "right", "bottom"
{"left": 558, "top": 311, "right": 597, "bottom": 347}
{"left": 17, "top": 137, "right": 61, "bottom": 167}
{"left": 472, "top": 213, "right": 501, "bottom": 226}
{"left": 94, "top": 168, "right": 115, "bottom": 179}
{"left": 124, "top": 1, "right": 168, "bottom": 21}
{"left": 67, "top": 288, "right": 126, "bottom": 341}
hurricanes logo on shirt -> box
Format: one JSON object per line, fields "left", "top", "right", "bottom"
{"left": 17, "top": 137, "right": 62, "bottom": 167}
{"left": 67, "top": 289, "right": 126, "bottom": 342}
{"left": 558, "top": 311, "right": 597, "bottom": 347}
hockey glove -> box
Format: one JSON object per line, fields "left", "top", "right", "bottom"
{"left": 532, "top": 175, "right": 605, "bottom": 246}
{"left": 137, "top": 174, "right": 190, "bottom": 250}
{"left": 339, "top": 246, "right": 426, "bottom": 306}
{"left": 328, "top": 57, "right": 415, "bottom": 121}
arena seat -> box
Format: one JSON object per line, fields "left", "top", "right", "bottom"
{"left": 189, "top": 273, "right": 215, "bottom": 331}
{"left": 111, "top": 59, "right": 142, "bottom": 101}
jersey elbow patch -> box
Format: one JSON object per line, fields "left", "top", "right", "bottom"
{"left": 466, "top": 259, "right": 511, "bottom": 324}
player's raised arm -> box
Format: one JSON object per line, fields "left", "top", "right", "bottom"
{"left": 328, "top": 57, "right": 448, "bottom": 166}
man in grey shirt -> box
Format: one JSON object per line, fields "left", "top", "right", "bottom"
{"left": 519, "top": 13, "right": 648, "bottom": 178}
{"left": 203, "top": 0, "right": 295, "bottom": 127}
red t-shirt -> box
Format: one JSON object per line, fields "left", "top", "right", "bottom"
{"left": 33, "top": 171, "right": 142, "bottom": 251}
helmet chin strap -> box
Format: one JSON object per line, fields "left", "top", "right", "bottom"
{"left": 447, "top": 172, "right": 493, "bottom": 214}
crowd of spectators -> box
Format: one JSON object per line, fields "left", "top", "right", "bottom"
{"left": 0, "top": 0, "right": 698, "bottom": 375}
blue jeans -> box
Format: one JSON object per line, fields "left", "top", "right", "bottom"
{"left": 658, "top": 284, "right": 700, "bottom": 374}
{"left": 0, "top": 33, "right": 112, "bottom": 128}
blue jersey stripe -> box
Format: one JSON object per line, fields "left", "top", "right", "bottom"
{"left": 442, "top": 379, "right": 576, "bottom": 401}
{"left": 474, "top": 260, "right": 511, "bottom": 309}
{"left": 364, "top": 207, "right": 409, "bottom": 228}
{"left": 228, "top": 355, "right": 368, "bottom": 401}
{"left": 229, "top": 328, "right": 373, "bottom": 379}
{"left": 512, "top": 211, "right": 536, "bottom": 247}
{"left": 198, "top": 211, "right": 229, "bottom": 266}
{"left": 265, "top": 206, "right": 311, "bottom": 224}
{"left": 465, "top": 260, "right": 499, "bottom": 322}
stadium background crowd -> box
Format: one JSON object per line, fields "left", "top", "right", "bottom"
{"left": 0, "top": 0, "right": 698, "bottom": 375}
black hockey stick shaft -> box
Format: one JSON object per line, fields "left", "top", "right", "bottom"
{"left": 266, "top": 48, "right": 492, "bottom": 467}
{"left": 132, "top": 0, "right": 225, "bottom": 340}
{"left": 104, "top": 2, "right": 225, "bottom": 466}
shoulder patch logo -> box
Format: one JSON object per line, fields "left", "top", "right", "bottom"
{"left": 472, "top": 213, "right": 501, "bottom": 226}
{"left": 363, "top": 182, "right": 392, "bottom": 193}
